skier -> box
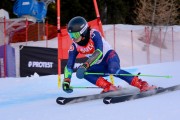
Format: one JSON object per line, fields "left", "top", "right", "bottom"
{"left": 62, "top": 16, "right": 156, "bottom": 93}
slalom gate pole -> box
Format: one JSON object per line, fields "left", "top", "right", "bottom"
{"left": 85, "top": 72, "right": 172, "bottom": 78}
{"left": 57, "top": 0, "right": 62, "bottom": 89}
{"left": 110, "top": 74, "right": 115, "bottom": 85}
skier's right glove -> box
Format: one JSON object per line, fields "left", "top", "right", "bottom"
{"left": 63, "top": 78, "right": 73, "bottom": 93}
{"left": 76, "top": 62, "right": 89, "bottom": 79}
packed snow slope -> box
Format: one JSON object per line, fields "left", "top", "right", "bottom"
{"left": 0, "top": 61, "right": 180, "bottom": 120}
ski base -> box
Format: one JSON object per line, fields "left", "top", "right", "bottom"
{"left": 103, "top": 84, "right": 180, "bottom": 104}
{"left": 56, "top": 88, "right": 139, "bottom": 105}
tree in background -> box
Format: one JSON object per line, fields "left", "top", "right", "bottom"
{"left": 134, "top": 0, "right": 180, "bottom": 50}
{"left": 48, "top": 0, "right": 135, "bottom": 25}
{"left": 46, "top": 0, "right": 96, "bottom": 26}
{"left": 98, "top": 0, "right": 136, "bottom": 24}
{"left": 134, "top": 0, "right": 179, "bottom": 25}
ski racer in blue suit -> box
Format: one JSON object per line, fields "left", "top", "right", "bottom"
{"left": 63, "top": 16, "right": 156, "bottom": 93}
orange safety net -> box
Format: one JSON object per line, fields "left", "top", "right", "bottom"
{"left": 11, "top": 23, "right": 57, "bottom": 43}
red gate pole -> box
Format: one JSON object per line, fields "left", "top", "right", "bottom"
{"left": 57, "top": 0, "right": 62, "bottom": 88}
{"left": 93, "top": 0, "right": 104, "bottom": 37}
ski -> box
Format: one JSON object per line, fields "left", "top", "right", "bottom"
{"left": 56, "top": 88, "right": 139, "bottom": 105}
{"left": 103, "top": 84, "right": 180, "bottom": 104}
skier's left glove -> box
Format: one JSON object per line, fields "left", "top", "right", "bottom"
{"left": 76, "top": 62, "right": 90, "bottom": 79}
{"left": 63, "top": 78, "right": 73, "bottom": 93}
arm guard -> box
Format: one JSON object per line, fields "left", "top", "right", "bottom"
{"left": 64, "top": 66, "right": 73, "bottom": 79}
{"left": 86, "top": 49, "right": 102, "bottom": 66}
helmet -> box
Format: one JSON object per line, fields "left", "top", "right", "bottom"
{"left": 67, "top": 16, "right": 88, "bottom": 40}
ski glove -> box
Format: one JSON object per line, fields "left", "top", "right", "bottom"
{"left": 76, "top": 62, "right": 89, "bottom": 79}
{"left": 63, "top": 78, "right": 73, "bottom": 93}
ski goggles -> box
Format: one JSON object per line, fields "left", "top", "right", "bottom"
{"left": 68, "top": 32, "right": 81, "bottom": 40}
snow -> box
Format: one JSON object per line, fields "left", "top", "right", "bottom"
{"left": 0, "top": 61, "right": 180, "bottom": 120}
{"left": 1, "top": 22, "right": 180, "bottom": 119}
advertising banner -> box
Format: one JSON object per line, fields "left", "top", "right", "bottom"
{"left": 20, "top": 46, "right": 87, "bottom": 77}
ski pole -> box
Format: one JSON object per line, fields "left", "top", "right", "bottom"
{"left": 70, "top": 85, "right": 122, "bottom": 89}
{"left": 70, "top": 86, "right": 100, "bottom": 89}
{"left": 84, "top": 72, "right": 172, "bottom": 78}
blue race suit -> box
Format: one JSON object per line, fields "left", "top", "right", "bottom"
{"left": 64, "top": 29, "right": 134, "bottom": 85}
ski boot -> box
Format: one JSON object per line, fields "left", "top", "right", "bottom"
{"left": 96, "top": 77, "right": 118, "bottom": 93}
{"left": 131, "top": 76, "right": 157, "bottom": 92}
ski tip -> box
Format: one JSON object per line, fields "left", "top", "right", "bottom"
{"left": 56, "top": 97, "right": 66, "bottom": 105}
{"left": 103, "top": 97, "right": 112, "bottom": 104}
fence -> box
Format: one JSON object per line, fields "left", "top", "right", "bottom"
{"left": 103, "top": 24, "right": 180, "bottom": 67}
